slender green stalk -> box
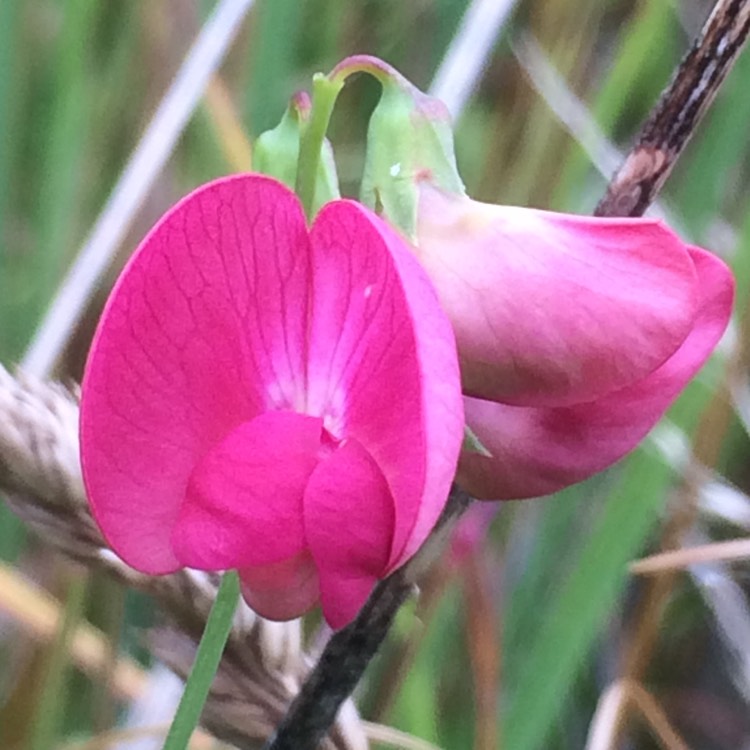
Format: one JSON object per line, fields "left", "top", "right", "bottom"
{"left": 294, "top": 74, "right": 343, "bottom": 221}
{"left": 162, "top": 571, "right": 240, "bottom": 750}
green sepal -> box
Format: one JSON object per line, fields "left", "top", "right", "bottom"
{"left": 253, "top": 92, "right": 340, "bottom": 214}
{"left": 355, "top": 60, "right": 465, "bottom": 240}
{"left": 463, "top": 425, "right": 491, "bottom": 457}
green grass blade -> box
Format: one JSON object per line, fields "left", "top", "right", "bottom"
{"left": 0, "top": 0, "right": 22, "bottom": 236}
{"left": 501, "top": 449, "right": 675, "bottom": 750}
{"left": 673, "top": 45, "right": 750, "bottom": 239}
{"left": 245, "top": 0, "right": 304, "bottom": 134}
{"left": 552, "top": 0, "right": 676, "bottom": 210}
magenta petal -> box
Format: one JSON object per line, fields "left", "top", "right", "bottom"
{"left": 239, "top": 550, "right": 320, "bottom": 621}
{"left": 307, "top": 202, "right": 463, "bottom": 569}
{"left": 80, "top": 175, "right": 313, "bottom": 574}
{"left": 459, "top": 247, "right": 734, "bottom": 499}
{"left": 172, "top": 411, "right": 322, "bottom": 570}
{"left": 416, "top": 186, "right": 700, "bottom": 407}
{"left": 304, "top": 438, "right": 395, "bottom": 628}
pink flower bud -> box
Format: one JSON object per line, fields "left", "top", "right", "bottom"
{"left": 414, "top": 185, "right": 734, "bottom": 499}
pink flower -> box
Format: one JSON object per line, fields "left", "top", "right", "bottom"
{"left": 80, "top": 174, "right": 464, "bottom": 628}
{"left": 414, "top": 185, "right": 734, "bottom": 500}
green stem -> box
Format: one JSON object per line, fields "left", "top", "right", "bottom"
{"left": 294, "top": 73, "right": 343, "bottom": 220}
{"left": 162, "top": 571, "right": 240, "bottom": 750}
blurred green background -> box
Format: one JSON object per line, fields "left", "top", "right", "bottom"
{"left": 1, "top": 1, "right": 750, "bottom": 749}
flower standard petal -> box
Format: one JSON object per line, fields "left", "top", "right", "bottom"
{"left": 459, "top": 246, "right": 734, "bottom": 500}
{"left": 415, "top": 185, "right": 700, "bottom": 407}
{"left": 80, "top": 175, "right": 312, "bottom": 574}
{"left": 307, "top": 201, "right": 464, "bottom": 570}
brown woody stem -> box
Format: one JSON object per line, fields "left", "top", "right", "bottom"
{"left": 596, "top": 0, "right": 750, "bottom": 218}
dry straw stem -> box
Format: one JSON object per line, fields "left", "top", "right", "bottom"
{"left": 205, "top": 77, "right": 254, "bottom": 171}
{"left": 0, "top": 363, "right": 365, "bottom": 750}
{"left": 0, "top": 561, "right": 147, "bottom": 702}
{"left": 631, "top": 537, "right": 750, "bottom": 574}
{"left": 59, "top": 724, "right": 217, "bottom": 750}
{"left": 585, "top": 680, "right": 690, "bottom": 750}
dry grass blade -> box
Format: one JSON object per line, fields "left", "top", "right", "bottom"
{"left": 0, "top": 364, "right": 365, "bottom": 749}
{"left": 0, "top": 562, "right": 146, "bottom": 701}
{"left": 585, "top": 680, "right": 690, "bottom": 750}
{"left": 60, "top": 725, "right": 219, "bottom": 750}
{"left": 429, "top": 0, "right": 519, "bottom": 118}
{"left": 631, "top": 537, "right": 750, "bottom": 574}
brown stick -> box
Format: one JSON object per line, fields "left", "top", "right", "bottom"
{"left": 596, "top": 0, "right": 750, "bottom": 218}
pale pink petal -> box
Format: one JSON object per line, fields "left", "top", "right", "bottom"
{"left": 304, "top": 438, "right": 395, "bottom": 628}
{"left": 450, "top": 503, "right": 499, "bottom": 564}
{"left": 172, "top": 411, "right": 322, "bottom": 570}
{"left": 80, "top": 175, "right": 311, "bottom": 573}
{"left": 307, "top": 201, "right": 463, "bottom": 570}
{"left": 459, "top": 247, "right": 734, "bottom": 499}
{"left": 239, "top": 550, "right": 320, "bottom": 621}
{"left": 416, "top": 185, "right": 699, "bottom": 407}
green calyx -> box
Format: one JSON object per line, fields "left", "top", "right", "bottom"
{"left": 331, "top": 56, "right": 465, "bottom": 240}
{"left": 254, "top": 56, "right": 465, "bottom": 233}
{"left": 253, "top": 89, "right": 340, "bottom": 219}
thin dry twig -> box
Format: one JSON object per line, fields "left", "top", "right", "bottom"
{"left": 631, "top": 537, "right": 750, "bottom": 574}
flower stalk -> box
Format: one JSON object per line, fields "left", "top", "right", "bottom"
{"left": 294, "top": 74, "right": 344, "bottom": 220}
{"left": 162, "top": 571, "right": 240, "bottom": 750}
